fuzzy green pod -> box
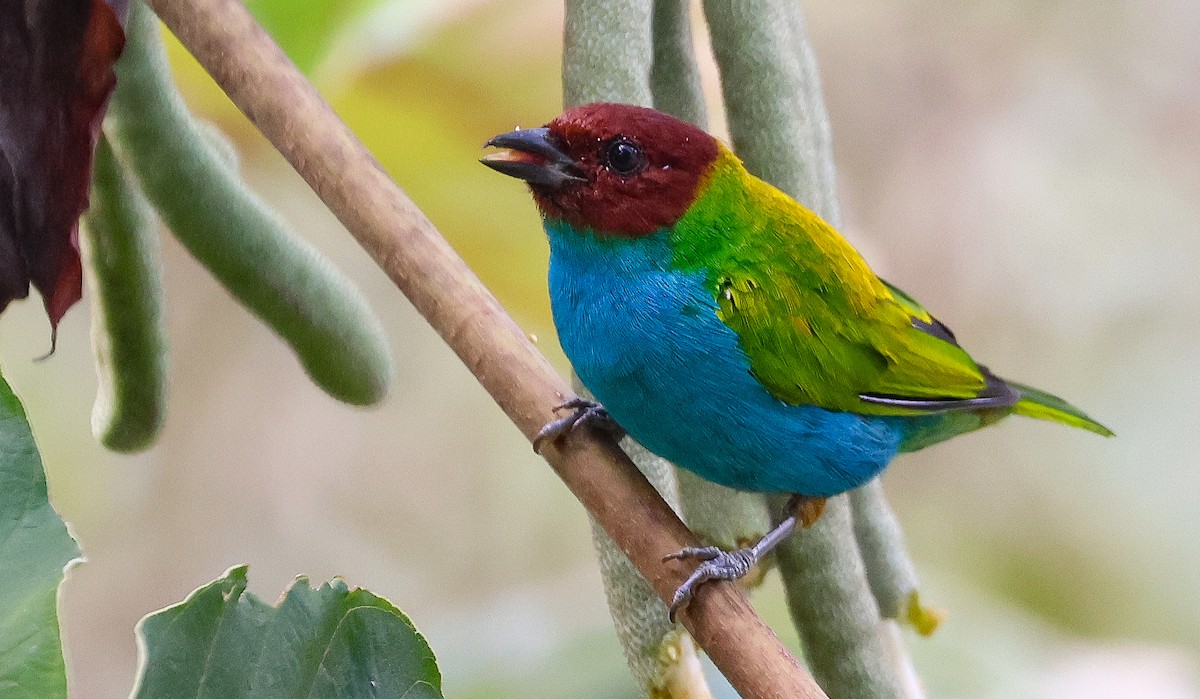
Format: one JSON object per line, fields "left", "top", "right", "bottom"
{"left": 81, "top": 134, "right": 168, "bottom": 452}
{"left": 563, "top": 0, "right": 655, "bottom": 108}
{"left": 107, "top": 1, "right": 394, "bottom": 405}
{"left": 649, "top": 0, "right": 706, "bottom": 129}
{"left": 850, "top": 481, "right": 944, "bottom": 635}
{"left": 705, "top": 0, "right": 913, "bottom": 693}
{"left": 702, "top": 0, "right": 840, "bottom": 223}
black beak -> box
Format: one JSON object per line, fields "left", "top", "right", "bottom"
{"left": 480, "top": 127, "right": 586, "bottom": 190}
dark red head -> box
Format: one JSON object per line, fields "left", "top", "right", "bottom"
{"left": 481, "top": 103, "right": 720, "bottom": 237}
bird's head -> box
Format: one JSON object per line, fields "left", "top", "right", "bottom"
{"left": 481, "top": 103, "right": 720, "bottom": 237}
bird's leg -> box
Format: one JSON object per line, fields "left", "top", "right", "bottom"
{"left": 664, "top": 494, "right": 826, "bottom": 619}
{"left": 532, "top": 397, "right": 625, "bottom": 452}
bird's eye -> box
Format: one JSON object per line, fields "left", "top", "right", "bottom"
{"left": 602, "top": 138, "right": 647, "bottom": 176}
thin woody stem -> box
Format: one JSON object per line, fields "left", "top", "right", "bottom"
{"left": 142, "top": 0, "right": 825, "bottom": 697}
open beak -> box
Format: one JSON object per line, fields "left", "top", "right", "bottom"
{"left": 480, "top": 127, "right": 586, "bottom": 190}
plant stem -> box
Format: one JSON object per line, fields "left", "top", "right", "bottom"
{"left": 146, "top": 0, "right": 824, "bottom": 696}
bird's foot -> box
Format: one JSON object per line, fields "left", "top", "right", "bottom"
{"left": 664, "top": 545, "right": 760, "bottom": 621}
{"left": 662, "top": 495, "right": 824, "bottom": 620}
{"left": 532, "top": 397, "right": 624, "bottom": 452}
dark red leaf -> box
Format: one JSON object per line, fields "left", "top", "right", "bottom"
{"left": 0, "top": 0, "right": 126, "bottom": 341}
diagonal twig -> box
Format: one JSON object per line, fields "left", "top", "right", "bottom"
{"left": 141, "top": 0, "right": 826, "bottom": 697}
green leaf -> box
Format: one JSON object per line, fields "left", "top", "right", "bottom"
{"left": 0, "top": 369, "right": 81, "bottom": 699}
{"left": 133, "top": 566, "right": 443, "bottom": 699}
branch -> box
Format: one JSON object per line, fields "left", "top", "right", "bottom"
{"left": 142, "top": 0, "right": 824, "bottom": 696}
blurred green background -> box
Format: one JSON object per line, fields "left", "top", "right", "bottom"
{"left": 0, "top": 0, "right": 1197, "bottom": 696}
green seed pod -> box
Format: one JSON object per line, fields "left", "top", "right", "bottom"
{"left": 850, "top": 481, "right": 944, "bottom": 635}
{"left": 107, "top": 2, "right": 394, "bottom": 405}
{"left": 81, "top": 135, "right": 168, "bottom": 452}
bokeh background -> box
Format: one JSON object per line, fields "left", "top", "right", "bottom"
{"left": 0, "top": 0, "right": 1196, "bottom": 696}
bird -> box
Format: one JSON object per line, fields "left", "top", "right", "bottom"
{"left": 480, "top": 102, "right": 1111, "bottom": 615}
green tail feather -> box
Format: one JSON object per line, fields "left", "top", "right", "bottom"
{"left": 1009, "top": 381, "right": 1113, "bottom": 436}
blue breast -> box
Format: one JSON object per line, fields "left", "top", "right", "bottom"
{"left": 545, "top": 223, "right": 904, "bottom": 497}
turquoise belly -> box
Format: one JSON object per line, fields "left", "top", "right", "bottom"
{"left": 546, "top": 224, "right": 903, "bottom": 496}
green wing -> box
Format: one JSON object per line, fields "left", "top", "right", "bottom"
{"left": 675, "top": 168, "right": 1013, "bottom": 417}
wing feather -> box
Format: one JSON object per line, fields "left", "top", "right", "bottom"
{"left": 678, "top": 168, "right": 1011, "bottom": 416}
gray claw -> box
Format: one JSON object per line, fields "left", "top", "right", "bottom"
{"left": 666, "top": 547, "right": 758, "bottom": 621}
{"left": 662, "top": 546, "right": 723, "bottom": 562}
{"left": 532, "top": 397, "right": 623, "bottom": 452}
{"left": 663, "top": 504, "right": 805, "bottom": 620}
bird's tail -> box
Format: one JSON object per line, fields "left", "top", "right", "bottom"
{"left": 1009, "top": 381, "right": 1113, "bottom": 436}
